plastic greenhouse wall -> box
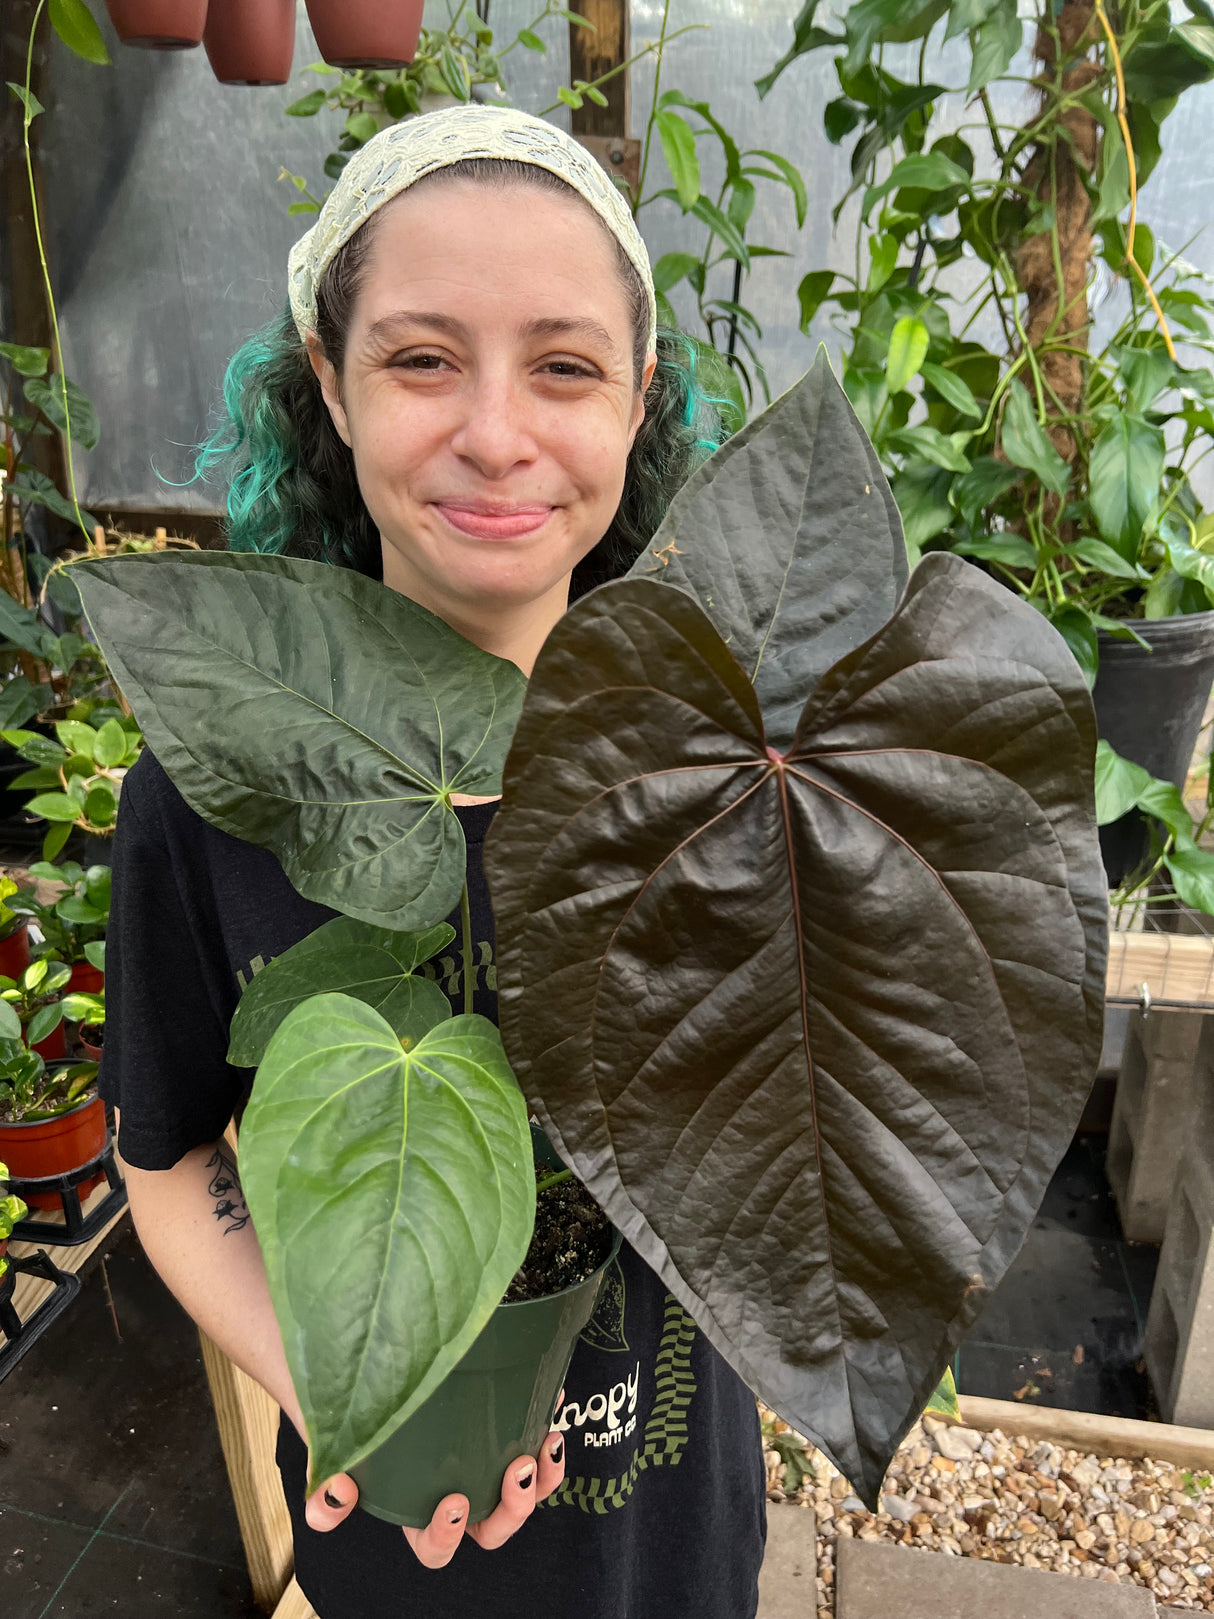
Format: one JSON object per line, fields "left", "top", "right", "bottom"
{"left": 33, "top": 0, "right": 1214, "bottom": 514}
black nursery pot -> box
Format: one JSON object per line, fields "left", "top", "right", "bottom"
{"left": 1094, "top": 609, "right": 1214, "bottom": 885}
{"left": 350, "top": 1128, "right": 621, "bottom": 1528}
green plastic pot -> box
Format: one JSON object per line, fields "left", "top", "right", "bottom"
{"left": 350, "top": 1128, "right": 620, "bottom": 1528}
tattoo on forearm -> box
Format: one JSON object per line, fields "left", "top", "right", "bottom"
{"left": 205, "top": 1147, "right": 250, "bottom": 1235}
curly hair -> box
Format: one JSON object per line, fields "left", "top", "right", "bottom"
{"left": 193, "top": 159, "right": 730, "bottom": 595}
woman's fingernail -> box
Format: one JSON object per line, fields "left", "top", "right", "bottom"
{"left": 323, "top": 1489, "right": 344, "bottom": 1509}
{"left": 516, "top": 1466, "right": 535, "bottom": 1489}
{"left": 448, "top": 1508, "right": 465, "bottom": 1525}
{"left": 548, "top": 1439, "right": 563, "bottom": 1464}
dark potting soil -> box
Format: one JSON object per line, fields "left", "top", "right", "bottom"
{"left": 503, "top": 1167, "right": 613, "bottom": 1303}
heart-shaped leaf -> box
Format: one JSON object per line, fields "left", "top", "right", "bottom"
{"left": 228, "top": 917, "right": 455, "bottom": 1066}
{"left": 486, "top": 559, "right": 1106, "bottom": 1506}
{"left": 69, "top": 552, "right": 528, "bottom": 929}
{"left": 628, "top": 347, "right": 907, "bottom": 751}
{"left": 241, "top": 997, "right": 534, "bottom": 1487}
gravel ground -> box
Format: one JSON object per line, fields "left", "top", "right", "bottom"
{"left": 760, "top": 1405, "right": 1214, "bottom": 1618}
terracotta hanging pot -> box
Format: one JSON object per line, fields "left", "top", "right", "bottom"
{"left": 304, "top": 0, "right": 424, "bottom": 69}
{"left": 204, "top": 0, "right": 295, "bottom": 85}
{"left": 104, "top": 0, "right": 207, "bottom": 50}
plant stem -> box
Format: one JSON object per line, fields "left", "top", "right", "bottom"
{"left": 535, "top": 1168, "right": 572, "bottom": 1194}
{"left": 634, "top": 0, "right": 674, "bottom": 217}
{"left": 459, "top": 881, "right": 474, "bottom": 1015}
{"left": 21, "top": 1, "right": 91, "bottom": 547}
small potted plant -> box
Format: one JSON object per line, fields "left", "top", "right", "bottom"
{"left": 0, "top": 1038, "right": 103, "bottom": 1210}
{"left": 0, "top": 876, "right": 31, "bottom": 981}
{"left": 62, "top": 983, "right": 104, "bottom": 1062}
{"left": 0, "top": 958, "right": 72, "bottom": 1060}
{"left": 70, "top": 353, "right": 1105, "bottom": 1511}
{"left": 0, "top": 1162, "right": 28, "bottom": 1282}
{"left": 3, "top": 711, "right": 142, "bottom": 862}
{"left": 11, "top": 863, "right": 109, "bottom": 993}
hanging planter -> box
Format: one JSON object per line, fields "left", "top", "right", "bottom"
{"left": 304, "top": 0, "right": 424, "bottom": 70}
{"left": 104, "top": 0, "right": 207, "bottom": 50}
{"left": 204, "top": 0, "right": 294, "bottom": 86}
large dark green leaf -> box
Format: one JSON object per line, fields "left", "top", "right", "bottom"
{"left": 486, "top": 560, "right": 1106, "bottom": 1507}
{"left": 627, "top": 349, "right": 907, "bottom": 751}
{"left": 228, "top": 917, "right": 454, "bottom": 1066}
{"left": 69, "top": 552, "right": 527, "bottom": 929}
{"left": 241, "top": 998, "right": 534, "bottom": 1487}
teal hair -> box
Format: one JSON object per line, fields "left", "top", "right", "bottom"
{"left": 194, "top": 309, "right": 728, "bottom": 592}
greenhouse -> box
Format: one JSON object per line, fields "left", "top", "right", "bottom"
{"left": 4, "top": 2, "right": 1214, "bottom": 1616}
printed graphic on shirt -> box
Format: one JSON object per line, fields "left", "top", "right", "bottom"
{"left": 544, "top": 1294, "right": 698, "bottom": 1515}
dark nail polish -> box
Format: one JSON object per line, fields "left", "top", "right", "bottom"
{"left": 324, "top": 1489, "right": 344, "bottom": 1509}
{"left": 517, "top": 1468, "right": 534, "bottom": 1490}
{"left": 548, "top": 1440, "right": 563, "bottom": 1464}
{"left": 448, "top": 1508, "right": 466, "bottom": 1525}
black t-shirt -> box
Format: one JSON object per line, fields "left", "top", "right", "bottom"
{"left": 101, "top": 751, "right": 767, "bottom": 1619}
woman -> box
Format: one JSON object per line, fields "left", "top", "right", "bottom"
{"left": 101, "top": 106, "right": 766, "bottom": 1618}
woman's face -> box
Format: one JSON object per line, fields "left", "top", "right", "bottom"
{"left": 310, "top": 178, "right": 653, "bottom": 646}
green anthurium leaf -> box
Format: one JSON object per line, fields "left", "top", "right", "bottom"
{"left": 925, "top": 1366, "right": 962, "bottom": 1422}
{"left": 23, "top": 376, "right": 99, "bottom": 450}
{"left": 1087, "top": 414, "right": 1166, "bottom": 561}
{"left": 68, "top": 552, "right": 528, "bottom": 929}
{"left": 627, "top": 349, "right": 907, "bottom": 753}
{"left": 241, "top": 997, "right": 534, "bottom": 1487}
{"left": 1166, "top": 844, "right": 1214, "bottom": 915}
{"left": 1093, "top": 739, "right": 1153, "bottom": 825}
{"left": 0, "top": 1001, "right": 20, "bottom": 1042}
{"left": 26, "top": 1002, "right": 63, "bottom": 1047}
{"left": 1000, "top": 381, "right": 1070, "bottom": 496}
{"left": 0, "top": 342, "right": 50, "bottom": 377}
{"left": 48, "top": 0, "right": 111, "bottom": 63}
{"left": 487, "top": 559, "right": 1105, "bottom": 1508}
{"left": 885, "top": 316, "right": 930, "bottom": 395}
{"left": 228, "top": 917, "right": 456, "bottom": 1066}
{"left": 921, "top": 362, "right": 982, "bottom": 419}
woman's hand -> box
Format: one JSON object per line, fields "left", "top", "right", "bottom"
{"left": 300, "top": 1430, "right": 567, "bottom": 1567}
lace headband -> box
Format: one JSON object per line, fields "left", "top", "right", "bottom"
{"left": 287, "top": 104, "right": 657, "bottom": 351}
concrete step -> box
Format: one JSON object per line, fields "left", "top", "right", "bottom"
{"left": 835, "top": 1538, "right": 1157, "bottom": 1618}
{"left": 757, "top": 1504, "right": 817, "bottom": 1618}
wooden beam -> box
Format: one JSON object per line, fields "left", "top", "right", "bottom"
{"left": 568, "top": 0, "right": 629, "bottom": 139}
{"left": 272, "top": 1579, "right": 320, "bottom": 1619}
{"left": 959, "top": 1394, "right": 1214, "bottom": 1472}
{"left": 1106, "top": 929, "right": 1214, "bottom": 1009}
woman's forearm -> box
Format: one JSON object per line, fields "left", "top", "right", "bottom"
{"left": 121, "top": 1121, "right": 305, "bottom": 1435}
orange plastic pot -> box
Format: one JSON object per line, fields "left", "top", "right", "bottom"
{"left": 304, "top": 0, "right": 423, "bottom": 68}
{"left": 0, "top": 923, "right": 30, "bottom": 982}
{"left": 80, "top": 1030, "right": 103, "bottom": 1063}
{"left": 104, "top": 0, "right": 206, "bottom": 48}
{"left": 204, "top": 0, "right": 294, "bottom": 84}
{"left": 67, "top": 961, "right": 104, "bottom": 996}
{"left": 0, "top": 1094, "right": 105, "bottom": 1209}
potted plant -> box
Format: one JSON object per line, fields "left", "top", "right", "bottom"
{"left": 0, "top": 877, "right": 31, "bottom": 982}
{"left": 0, "top": 958, "right": 72, "bottom": 1061}
{"left": 11, "top": 863, "right": 108, "bottom": 992}
{"left": 761, "top": 0, "right": 1214, "bottom": 895}
{"left": 103, "top": 0, "right": 206, "bottom": 50}
{"left": 204, "top": 0, "right": 295, "bottom": 86}
{"left": 68, "top": 352, "right": 1105, "bottom": 1510}
{"left": 303, "top": 0, "right": 424, "bottom": 71}
{"left": 0, "top": 1162, "right": 28, "bottom": 1282}
{"left": 62, "top": 984, "right": 104, "bottom": 1062}
{"left": 3, "top": 711, "right": 142, "bottom": 862}
{"left": 0, "top": 1040, "right": 102, "bottom": 1210}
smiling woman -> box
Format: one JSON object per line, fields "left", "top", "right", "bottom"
{"left": 101, "top": 106, "right": 768, "bottom": 1619}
